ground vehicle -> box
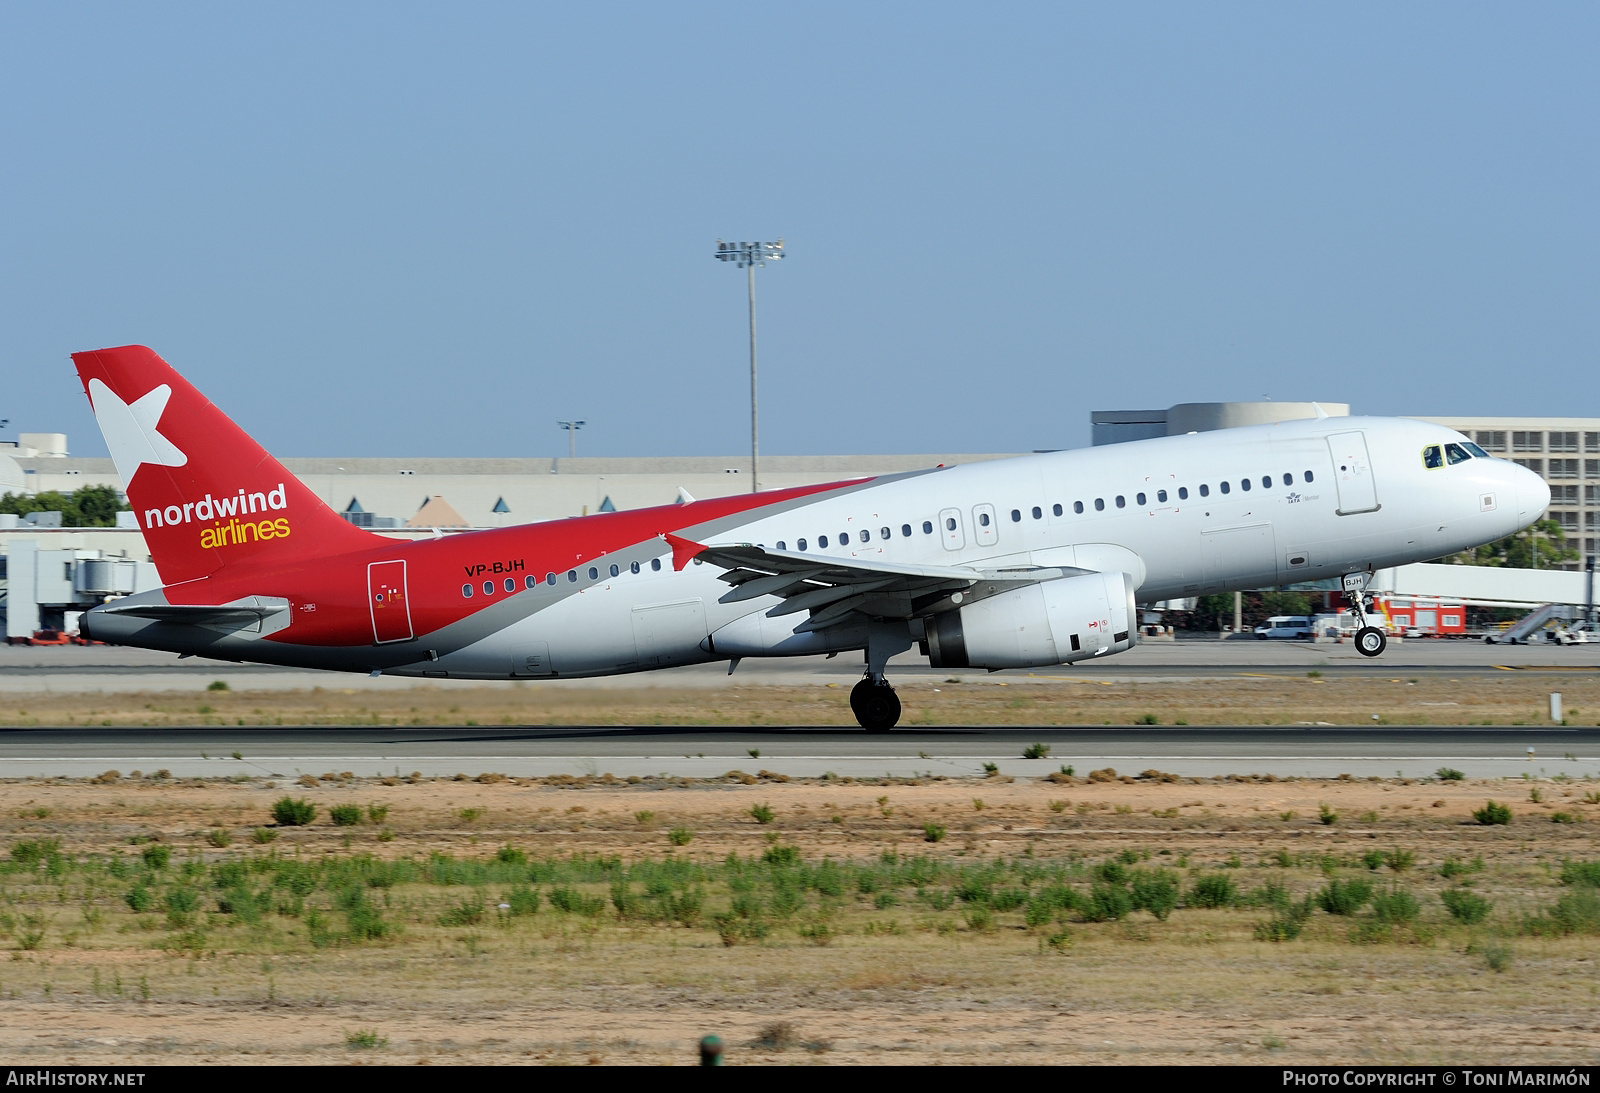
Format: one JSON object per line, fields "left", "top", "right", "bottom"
{"left": 1377, "top": 596, "right": 1466, "bottom": 637}
{"left": 1254, "top": 615, "right": 1314, "bottom": 639}
{"left": 1487, "top": 604, "right": 1589, "bottom": 645}
{"left": 4, "top": 630, "right": 75, "bottom": 646}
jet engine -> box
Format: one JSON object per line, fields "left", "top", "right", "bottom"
{"left": 921, "top": 570, "right": 1136, "bottom": 670}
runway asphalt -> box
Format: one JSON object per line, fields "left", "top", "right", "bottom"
{"left": 4, "top": 642, "right": 1598, "bottom": 780}
{"left": 3, "top": 723, "right": 1596, "bottom": 782}
{"left": 3, "top": 637, "right": 1600, "bottom": 695}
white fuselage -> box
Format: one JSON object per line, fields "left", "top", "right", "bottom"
{"left": 421, "top": 416, "right": 1547, "bottom": 680}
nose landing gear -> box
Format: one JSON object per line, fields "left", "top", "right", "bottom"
{"left": 1343, "top": 571, "right": 1387, "bottom": 658}
{"left": 1354, "top": 625, "right": 1387, "bottom": 657}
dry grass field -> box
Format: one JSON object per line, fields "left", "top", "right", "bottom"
{"left": 2, "top": 770, "right": 1598, "bottom": 1065}
{"left": 2, "top": 668, "right": 1599, "bottom": 727}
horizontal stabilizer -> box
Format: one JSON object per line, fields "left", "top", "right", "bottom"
{"left": 96, "top": 595, "right": 291, "bottom": 635}
{"left": 99, "top": 603, "right": 274, "bottom": 625}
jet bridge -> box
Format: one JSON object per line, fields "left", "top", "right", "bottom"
{"left": 1369, "top": 562, "right": 1592, "bottom": 611}
{"left": 1370, "top": 561, "right": 1597, "bottom": 643}
{"left": 2, "top": 540, "right": 160, "bottom": 639}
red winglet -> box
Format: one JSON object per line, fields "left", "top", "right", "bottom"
{"left": 664, "top": 533, "right": 705, "bottom": 572}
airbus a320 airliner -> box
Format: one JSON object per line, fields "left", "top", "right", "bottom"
{"left": 74, "top": 346, "right": 1548, "bottom": 730}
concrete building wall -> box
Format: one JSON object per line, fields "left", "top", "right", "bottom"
{"left": 16, "top": 433, "right": 67, "bottom": 458}
{"left": 1165, "top": 402, "right": 1350, "bottom": 433}
{"left": 1091, "top": 401, "right": 1350, "bottom": 446}
{"left": 1090, "top": 410, "right": 1168, "bottom": 446}
{"left": 10, "top": 452, "right": 1018, "bottom": 529}
{"left": 0, "top": 452, "right": 26, "bottom": 494}
{"left": 4, "top": 542, "right": 38, "bottom": 638}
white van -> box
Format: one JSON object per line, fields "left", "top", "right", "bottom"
{"left": 1553, "top": 622, "right": 1600, "bottom": 645}
{"left": 1254, "top": 615, "right": 1314, "bottom": 640}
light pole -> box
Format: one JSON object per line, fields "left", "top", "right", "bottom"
{"left": 714, "top": 238, "right": 784, "bottom": 492}
{"left": 556, "top": 420, "right": 585, "bottom": 460}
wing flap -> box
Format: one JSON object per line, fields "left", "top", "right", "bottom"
{"left": 679, "top": 539, "right": 1089, "bottom": 631}
{"left": 717, "top": 570, "right": 827, "bottom": 604}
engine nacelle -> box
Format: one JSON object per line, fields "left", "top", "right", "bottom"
{"left": 922, "top": 571, "right": 1136, "bottom": 669}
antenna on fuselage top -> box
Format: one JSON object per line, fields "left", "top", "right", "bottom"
{"left": 1311, "top": 402, "right": 1330, "bottom": 420}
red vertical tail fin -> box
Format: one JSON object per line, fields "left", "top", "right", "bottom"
{"left": 72, "top": 345, "right": 375, "bottom": 585}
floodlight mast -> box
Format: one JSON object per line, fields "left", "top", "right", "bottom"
{"left": 714, "top": 239, "right": 784, "bottom": 493}
{"left": 556, "top": 420, "right": 585, "bottom": 460}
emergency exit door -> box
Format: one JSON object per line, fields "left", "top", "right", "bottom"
{"left": 368, "top": 560, "right": 414, "bottom": 644}
{"left": 938, "top": 508, "right": 965, "bottom": 551}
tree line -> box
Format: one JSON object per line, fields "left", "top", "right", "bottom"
{"left": 0, "top": 485, "right": 130, "bottom": 527}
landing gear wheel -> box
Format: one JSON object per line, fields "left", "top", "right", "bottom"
{"left": 1355, "top": 626, "right": 1387, "bottom": 658}
{"left": 850, "top": 678, "right": 902, "bottom": 732}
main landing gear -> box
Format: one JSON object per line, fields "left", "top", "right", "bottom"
{"left": 852, "top": 620, "right": 913, "bottom": 731}
{"left": 851, "top": 677, "right": 901, "bottom": 733}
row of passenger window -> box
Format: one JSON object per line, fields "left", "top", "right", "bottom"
{"left": 1062, "top": 470, "right": 1317, "bottom": 514}
{"left": 769, "top": 470, "right": 1320, "bottom": 553}
{"left": 461, "top": 467, "right": 1325, "bottom": 598}
{"left": 462, "top": 557, "right": 665, "bottom": 598}
{"left": 776, "top": 523, "right": 930, "bottom": 552}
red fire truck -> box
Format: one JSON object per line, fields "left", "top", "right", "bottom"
{"left": 1374, "top": 596, "right": 1467, "bottom": 638}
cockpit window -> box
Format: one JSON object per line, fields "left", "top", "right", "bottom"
{"left": 1463, "top": 441, "right": 1490, "bottom": 459}
{"left": 1422, "top": 445, "right": 1444, "bottom": 470}
{"left": 1445, "top": 442, "right": 1471, "bottom": 466}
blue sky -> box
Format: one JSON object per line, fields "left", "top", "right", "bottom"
{"left": 3, "top": 3, "right": 1596, "bottom": 459}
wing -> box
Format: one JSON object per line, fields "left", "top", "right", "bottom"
{"left": 670, "top": 535, "right": 1084, "bottom": 634}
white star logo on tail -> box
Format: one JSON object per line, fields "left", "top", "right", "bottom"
{"left": 87, "top": 378, "right": 187, "bottom": 486}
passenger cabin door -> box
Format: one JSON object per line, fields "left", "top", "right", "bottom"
{"left": 1327, "top": 431, "right": 1380, "bottom": 515}
{"left": 367, "top": 560, "right": 413, "bottom": 644}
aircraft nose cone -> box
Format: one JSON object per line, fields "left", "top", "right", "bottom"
{"left": 1517, "top": 464, "right": 1550, "bottom": 520}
